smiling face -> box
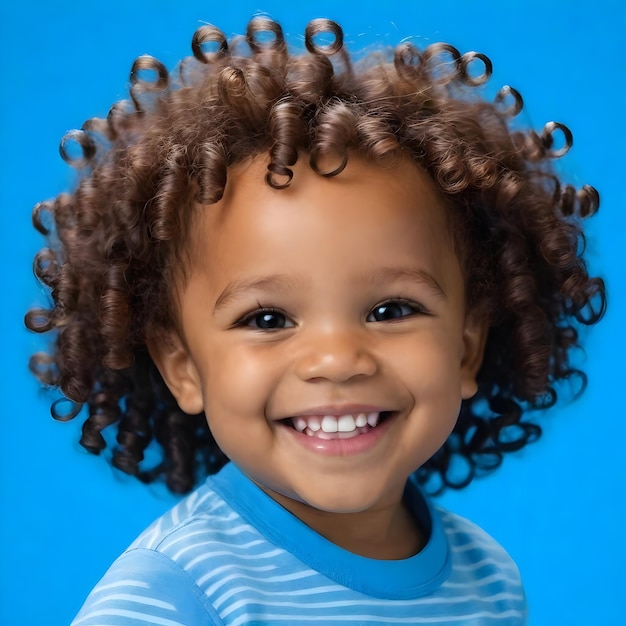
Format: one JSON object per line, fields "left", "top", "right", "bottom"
{"left": 152, "top": 154, "right": 486, "bottom": 522}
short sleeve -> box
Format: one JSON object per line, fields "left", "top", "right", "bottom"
{"left": 71, "top": 548, "right": 223, "bottom": 626}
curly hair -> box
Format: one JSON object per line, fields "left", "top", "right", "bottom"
{"left": 25, "top": 17, "right": 606, "bottom": 494}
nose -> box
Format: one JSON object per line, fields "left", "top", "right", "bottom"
{"left": 294, "top": 328, "right": 378, "bottom": 383}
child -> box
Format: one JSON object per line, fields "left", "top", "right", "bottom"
{"left": 26, "top": 16, "right": 605, "bottom": 625}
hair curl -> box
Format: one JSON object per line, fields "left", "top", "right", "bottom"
{"left": 26, "top": 17, "right": 606, "bottom": 494}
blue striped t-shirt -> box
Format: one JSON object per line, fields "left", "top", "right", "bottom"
{"left": 71, "top": 463, "right": 527, "bottom": 625}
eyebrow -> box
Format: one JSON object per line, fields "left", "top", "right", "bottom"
{"left": 361, "top": 266, "right": 447, "bottom": 299}
{"left": 213, "top": 266, "right": 445, "bottom": 314}
{"left": 213, "top": 274, "right": 301, "bottom": 313}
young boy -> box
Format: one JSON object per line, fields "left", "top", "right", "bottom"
{"left": 27, "top": 16, "right": 604, "bottom": 625}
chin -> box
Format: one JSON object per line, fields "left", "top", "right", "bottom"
{"left": 294, "top": 486, "right": 389, "bottom": 516}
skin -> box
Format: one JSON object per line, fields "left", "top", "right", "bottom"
{"left": 150, "top": 153, "right": 487, "bottom": 560}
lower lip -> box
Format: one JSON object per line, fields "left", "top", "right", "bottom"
{"left": 279, "top": 413, "right": 397, "bottom": 456}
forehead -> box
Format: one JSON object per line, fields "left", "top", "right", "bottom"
{"left": 200, "top": 152, "right": 450, "bottom": 231}
{"left": 188, "top": 153, "right": 460, "bottom": 288}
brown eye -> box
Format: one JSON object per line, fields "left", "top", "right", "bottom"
{"left": 367, "top": 301, "right": 420, "bottom": 322}
{"left": 242, "top": 309, "right": 295, "bottom": 330}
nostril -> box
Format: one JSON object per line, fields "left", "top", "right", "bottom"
{"left": 295, "top": 341, "right": 378, "bottom": 383}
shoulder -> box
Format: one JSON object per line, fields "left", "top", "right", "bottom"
{"left": 433, "top": 505, "right": 527, "bottom": 622}
{"left": 70, "top": 548, "right": 224, "bottom": 625}
{"left": 435, "top": 505, "right": 521, "bottom": 572}
{"left": 71, "top": 480, "right": 237, "bottom": 626}
{"left": 128, "top": 478, "right": 237, "bottom": 552}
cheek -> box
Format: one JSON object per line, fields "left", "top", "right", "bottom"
{"left": 396, "top": 331, "right": 463, "bottom": 389}
{"left": 198, "top": 347, "right": 278, "bottom": 468}
{"left": 199, "top": 343, "right": 280, "bottom": 420}
{"left": 392, "top": 332, "right": 465, "bottom": 438}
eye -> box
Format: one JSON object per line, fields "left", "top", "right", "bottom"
{"left": 367, "top": 300, "right": 423, "bottom": 322}
{"left": 239, "top": 308, "right": 295, "bottom": 330}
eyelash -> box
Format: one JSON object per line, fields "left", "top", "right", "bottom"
{"left": 234, "top": 299, "right": 429, "bottom": 330}
{"left": 366, "top": 298, "right": 429, "bottom": 322}
{"left": 234, "top": 307, "right": 294, "bottom": 331}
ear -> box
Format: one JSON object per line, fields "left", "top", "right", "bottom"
{"left": 459, "top": 310, "right": 489, "bottom": 400}
{"left": 147, "top": 332, "right": 205, "bottom": 415}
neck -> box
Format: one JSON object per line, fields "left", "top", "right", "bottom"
{"left": 264, "top": 488, "right": 426, "bottom": 560}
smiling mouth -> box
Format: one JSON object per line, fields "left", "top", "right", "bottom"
{"left": 282, "top": 411, "right": 394, "bottom": 440}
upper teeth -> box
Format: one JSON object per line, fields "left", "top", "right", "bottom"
{"left": 292, "top": 412, "right": 380, "bottom": 433}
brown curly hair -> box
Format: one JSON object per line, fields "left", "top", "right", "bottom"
{"left": 25, "top": 17, "right": 606, "bottom": 494}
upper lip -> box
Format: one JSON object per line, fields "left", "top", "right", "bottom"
{"left": 277, "top": 404, "right": 393, "bottom": 419}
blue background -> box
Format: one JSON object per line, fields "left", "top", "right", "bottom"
{"left": 1, "top": 1, "right": 624, "bottom": 624}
